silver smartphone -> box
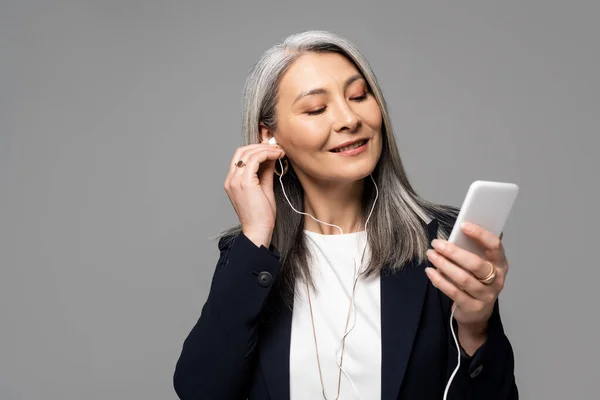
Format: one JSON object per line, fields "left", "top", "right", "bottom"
{"left": 448, "top": 180, "right": 519, "bottom": 258}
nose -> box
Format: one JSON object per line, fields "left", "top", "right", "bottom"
{"left": 331, "top": 100, "right": 360, "bottom": 133}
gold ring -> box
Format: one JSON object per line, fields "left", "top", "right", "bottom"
{"left": 478, "top": 261, "right": 497, "bottom": 285}
{"left": 235, "top": 160, "right": 245, "bottom": 168}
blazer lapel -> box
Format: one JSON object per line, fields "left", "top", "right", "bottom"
{"left": 381, "top": 218, "right": 438, "bottom": 400}
{"left": 259, "top": 295, "right": 292, "bottom": 400}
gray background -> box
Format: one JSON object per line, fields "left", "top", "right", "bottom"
{"left": 1, "top": 1, "right": 598, "bottom": 399}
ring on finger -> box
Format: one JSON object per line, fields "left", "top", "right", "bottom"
{"left": 478, "top": 261, "right": 497, "bottom": 285}
{"left": 235, "top": 160, "right": 246, "bottom": 168}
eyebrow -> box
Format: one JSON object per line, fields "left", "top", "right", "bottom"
{"left": 292, "top": 73, "right": 365, "bottom": 105}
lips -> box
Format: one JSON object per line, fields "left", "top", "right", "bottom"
{"left": 330, "top": 139, "right": 369, "bottom": 152}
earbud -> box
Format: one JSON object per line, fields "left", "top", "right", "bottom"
{"left": 268, "top": 137, "right": 277, "bottom": 145}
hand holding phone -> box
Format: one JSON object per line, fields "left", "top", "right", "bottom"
{"left": 430, "top": 180, "right": 518, "bottom": 399}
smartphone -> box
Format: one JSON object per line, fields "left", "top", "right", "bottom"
{"left": 448, "top": 180, "right": 519, "bottom": 258}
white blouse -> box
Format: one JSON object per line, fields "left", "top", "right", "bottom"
{"left": 289, "top": 230, "right": 382, "bottom": 399}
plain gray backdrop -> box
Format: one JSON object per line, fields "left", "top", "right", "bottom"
{"left": 1, "top": 1, "right": 598, "bottom": 399}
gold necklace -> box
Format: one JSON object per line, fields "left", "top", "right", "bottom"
{"left": 306, "top": 244, "right": 368, "bottom": 400}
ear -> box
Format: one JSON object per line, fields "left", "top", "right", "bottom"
{"left": 259, "top": 122, "right": 274, "bottom": 143}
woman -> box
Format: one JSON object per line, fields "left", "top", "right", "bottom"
{"left": 174, "top": 30, "right": 518, "bottom": 399}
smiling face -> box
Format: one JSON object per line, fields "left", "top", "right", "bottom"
{"left": 262, "top": 51, "right": 383, "bottom": 184}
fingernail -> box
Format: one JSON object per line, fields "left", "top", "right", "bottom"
{"left": 426, "top": 249, "right": 437, "bottom": 259}
{"left": 425, "top": 268, "right": 437, "bottom": 286}
{"left": 432, "top": 239, "right": 445, "bottom": 251}
{"left": 461, "top": 222, "right": 474, "bottom": 233}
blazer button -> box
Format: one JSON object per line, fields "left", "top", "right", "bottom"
{"left": 470, "top": 365, "right": 483, "bottom": 378}
{"left": 257, "top": 271, "right": 273, "bottom": 287}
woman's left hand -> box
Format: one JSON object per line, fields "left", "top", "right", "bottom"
{"left": 424, "top": 221, "right": 509, "bottom": 340}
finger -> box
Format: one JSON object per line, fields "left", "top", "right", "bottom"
{"left": 257, "top": 137, "right": 284, "bottom": 189}
{"left": 232, "top": 145, "right": 283, "bottom": 178}
{"left": 431, "top": 239, "right": 497, "bottom": 282}
{"left": 227, "top": 144, "right": 279, "bottom": 176}
{"left": 258, "top": 157, "right": 286, "bottom": 190}
{"left": 426, "top": 249, "right": 491, "bottom": 301}
{"left": 236, "top": 147, "right": 285, "bottom": 181}
{"left": 461, "top": 222, "right": 505, "bottom": 261}
{"left": 226, "top": 144, "right": 270, "bottom": 186}
{"left": 425, "top": 267, "right": 482, "bottom": 309}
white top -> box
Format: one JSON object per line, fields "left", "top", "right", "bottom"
{"left": 289, "top": 230, "right": 382, "bottom": 400}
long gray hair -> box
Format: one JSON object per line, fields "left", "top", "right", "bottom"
{"left": 219, "top": 30, "right": 457, "bottom": 307}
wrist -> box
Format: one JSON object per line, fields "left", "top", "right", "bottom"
{"left": 458, "top": 320, "right": 488, "bottom": 338}
{"left": 242, "top": 228, "right": 273, "bottom": 248}
{"left": 457, "top": 321, "right": 488, "bottom": 356}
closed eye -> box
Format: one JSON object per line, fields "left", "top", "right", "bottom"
{"left": 306, "top": 107, "right": 326, "bottom": 116}
{"left": 306, "top": 92, "right": 368, "bottom": 116}
{"left": 350, "top": 93, "right": 368, "bottom": 101}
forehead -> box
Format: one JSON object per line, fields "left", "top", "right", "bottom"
{"left": 278, "top": 52, "right": 363, "bottom": 97}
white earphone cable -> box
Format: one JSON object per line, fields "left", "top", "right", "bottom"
{"left": 277, "top": 159, "right": 378, "bottom": 399}
{"left": 443, "top": 303, "right": 460, "bottom": 400}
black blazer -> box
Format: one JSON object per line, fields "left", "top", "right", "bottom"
{"left": 174, "top": 216, "right": 518, "bottom": 399}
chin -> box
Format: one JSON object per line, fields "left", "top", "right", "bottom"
{"left": 335, "top": 162, "right": 378, "bottom": 183}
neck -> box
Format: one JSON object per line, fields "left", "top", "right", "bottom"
{"left": 301, "top": 177, "right": 366, "bottom": 235}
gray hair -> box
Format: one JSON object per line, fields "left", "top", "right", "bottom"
{"left": 219, "top": 30, "right": 457, "bottom": 307}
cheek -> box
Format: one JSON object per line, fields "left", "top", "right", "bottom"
{"left": 285, "top": 116, "right": 330, "bottom": 148}
{"left": 361, "top": 101, "right": 383, "bottom": 130}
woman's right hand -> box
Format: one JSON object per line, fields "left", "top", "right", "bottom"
{"left": 223, "top": 141, "right": 286, "bottom": 248}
